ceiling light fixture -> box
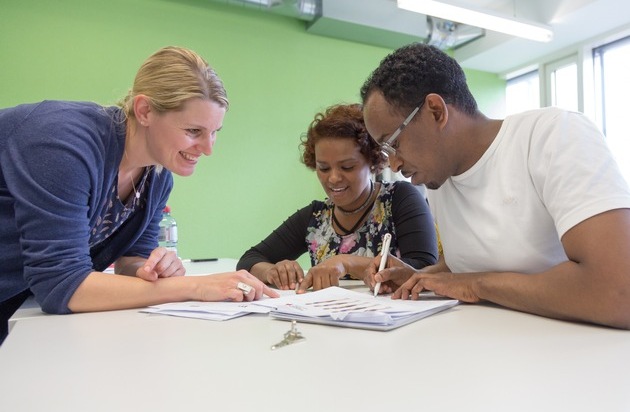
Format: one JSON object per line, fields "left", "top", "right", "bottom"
{"left": 397, "top": 0, "right": 553, "bottom": 43}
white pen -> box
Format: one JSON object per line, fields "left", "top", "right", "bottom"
{"left": 373, "top": 233, "right": 392, "bottom": 297}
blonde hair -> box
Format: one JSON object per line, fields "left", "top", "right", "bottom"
{"left": 119, "top": 46, "right": 228, "bottom": 118}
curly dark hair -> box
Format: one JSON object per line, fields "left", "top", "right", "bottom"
{"left": 300, "top": 103, "right": 387, "bottom": 173}
{"left": 360, "top": 43, "right": 478, "bottom": 116}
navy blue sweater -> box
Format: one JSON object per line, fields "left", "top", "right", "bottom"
{"left": 0, "top": 101, "right": 172, "bottom": 313}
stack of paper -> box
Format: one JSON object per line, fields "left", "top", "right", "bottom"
{"left": 142, "top": 287, "right": 458, "bottom": 329}
{"left": 257, "top": 287, "right": 459, "bottom": 331}
{"left": 142, "top": 301, "right": 272, "bottom": 321}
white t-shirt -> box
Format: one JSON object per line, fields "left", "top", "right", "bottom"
{"left": 428, "top": 107, "right": 630, "bottom": 274}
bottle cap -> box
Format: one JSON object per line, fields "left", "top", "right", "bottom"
{"left": 163, "top": 205, "right": 171, "bottom": 213}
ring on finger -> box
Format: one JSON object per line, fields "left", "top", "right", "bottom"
{"left": 237, "top": 281, "right": 253, "bottom": 295}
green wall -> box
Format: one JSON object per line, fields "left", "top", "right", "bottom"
{"left": 1, "top": 0, "right": 505, "bottom": 261}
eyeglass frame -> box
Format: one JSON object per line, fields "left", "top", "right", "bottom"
{"left": 379, "top": 101, "right": 424, "bottom": 158}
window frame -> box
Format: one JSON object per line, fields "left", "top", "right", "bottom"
{"left": 505, "top": 69, "right": 540, "bottom": 115}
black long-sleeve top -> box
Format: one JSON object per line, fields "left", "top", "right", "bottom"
{"left": 237, "top": 181, "right": 437, "bottom": 272}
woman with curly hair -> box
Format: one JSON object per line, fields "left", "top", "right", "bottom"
{"left": 237, "top": 103, "right": 437, "bottom": 292}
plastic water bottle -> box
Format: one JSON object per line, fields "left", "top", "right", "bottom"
{"left": 158, "top": 205, "right": 178, "bottom": 256}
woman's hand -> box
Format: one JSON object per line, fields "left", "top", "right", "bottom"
{"left": 296, "top": 256, "right": 346, "bottom": 294}
{"left": 194, "top": 270, "right": 280, "bottom": 302}
{"left": 136, "top": 247, "right": 185, "bottom": 281}
{"left": 261, "top": 260, "right": 305, "bottom": 290}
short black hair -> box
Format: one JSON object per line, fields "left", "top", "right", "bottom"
{"left": 360, "top": 43, "right": 478, "bottom": 116}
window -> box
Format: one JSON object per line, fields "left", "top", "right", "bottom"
{"left": 593, "top": 35, "right": 630, "bottom": 181}
{"left": 545, "top": 56, "right": 579, "bottom": 112}
{"left": 504, "top": 28, "right": 630, "bottom": 182}
{"left": 506, "top": 70, "right": 539, "bottom": 115}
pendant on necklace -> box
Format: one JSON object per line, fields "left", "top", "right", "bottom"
{"left": 135, "top": 191, "right": 140, "bottom": 199}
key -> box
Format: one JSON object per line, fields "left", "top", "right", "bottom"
{"left": 271, "top": 321, "right": 305, "bottom": 350}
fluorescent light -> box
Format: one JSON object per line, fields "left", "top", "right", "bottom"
{"left": 297, "top": 0, "right": 319, "bottom": 16}
{"left": 397, "top": 0, "right": 553, "bottom": 43}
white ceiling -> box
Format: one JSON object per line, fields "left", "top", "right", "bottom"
{"left": 213, "top": 0, "right": 630, "bottom": 74}
{"left": 452, "top": 0, "right": 630, "bottom": 74}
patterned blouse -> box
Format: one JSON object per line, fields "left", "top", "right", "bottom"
{"left": 89, "top": 167, "right": 152, "bottom": 248}
{"left": 306, "top": 182, "right": 399, "bottom": 266}
{"left": 237, "top": 180, "right": 438, "bottom": 272}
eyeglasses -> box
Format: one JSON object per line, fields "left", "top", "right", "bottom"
{"left": 380, "top": 102, "right": 423, "bottom": 158}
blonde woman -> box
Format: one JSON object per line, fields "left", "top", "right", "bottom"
{"left": 0, "top": 46, "right": 277, "bottom": 344}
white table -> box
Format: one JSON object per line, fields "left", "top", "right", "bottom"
{"left": 7, "top": 258, "right": 240, "bottom": 331}
{"left": 2, "top": 261, "right": 630, "bottom": 411}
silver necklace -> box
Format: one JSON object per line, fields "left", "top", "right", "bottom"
{"left": 124, "top": 147, "right": 146, "bottom": 200}
{"left": 130, "top": 171, "right": 141, "bottom": 199}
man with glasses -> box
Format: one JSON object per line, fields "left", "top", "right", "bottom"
{"left": 360, "top": 42, "right": 630, "bottom": 329}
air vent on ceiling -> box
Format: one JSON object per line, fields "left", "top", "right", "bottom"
{"left": 426, "top": 17, "right": 485, "bottom": 50}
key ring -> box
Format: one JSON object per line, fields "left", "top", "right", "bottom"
{"left": 271, "top": 321, "right": 306, "bottom": 350}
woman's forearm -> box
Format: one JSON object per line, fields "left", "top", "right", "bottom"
{"left": 67, "top": 271, "right": 194, "bottom": 312}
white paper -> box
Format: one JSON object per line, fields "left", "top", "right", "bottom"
{"left": 140, "top": 287, "right": 457, "bottom": 328}
{"left": 140, "top": 289, "right": 295, "bottom": 321}
{"left": 258, "top": 286, "right": 459, "bottom": 329}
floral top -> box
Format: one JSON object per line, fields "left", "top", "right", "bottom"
{"left": 306, "top": 182, "right": 399, "bottom": 266}
{"left": 237, "top": 181, "right": 438, "bottom": 272}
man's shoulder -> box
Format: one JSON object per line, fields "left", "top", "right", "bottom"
{"left": 506, "top": 107, "right": 587, "bottom": 126}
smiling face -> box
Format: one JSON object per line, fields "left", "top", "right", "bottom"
{"left": 145, "top": 97, "right": 226, "bottom": 176}
{"left": 314, "top": 137, "right": 372, "bottom": 209}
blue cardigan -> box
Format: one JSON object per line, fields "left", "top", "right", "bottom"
{"left": 0, "top": 101, "right": 173, "bottom": 313}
